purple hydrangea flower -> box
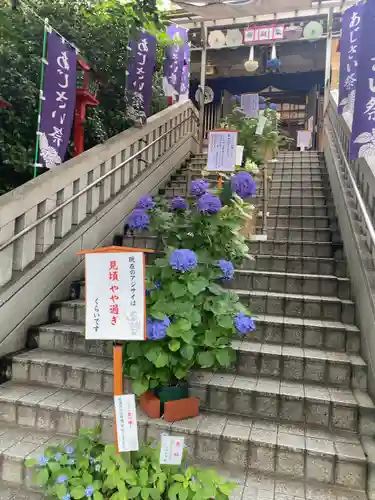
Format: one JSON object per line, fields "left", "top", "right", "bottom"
{"left": 231, "top": 172, "right": 256, "bottom": 198}
{"left": 62, "top": 495, "right": 71, "bottom": 500}
{"left": 56, "top": 475, "right": 68, "bottom": 484}
{"left": 85, "top": 486, "right": 94, "bottom": 498}
{"left": 136, "top": 195, "right": 155, "bottom": 210}
{"left": 147, "top": 317, "right": 170, "bottom": 340}
{"left": 269, "top": 103, "right": 277, "bottom": 111}
{"left": 190, "top": 179, "right": 209, "bottom": 197}
{"left": 234, "top": 312, "right": 256, "bottom": 335}
{"left": 217, "top": 260, "right": 235, "bottom": 280}
{"left": 65, "top": 445, "right": 74, "bottom": 455}
{"left": 197, "top": 193, "right": 222, "bottom": 214}
{"left": 170, "top": 249, "right": 198, "bottom": 272}
{"left": 171, "top": 196, "right": 189, "bottom": 211}
{"left": 126, "top": 209, "right": 150, "bottom": 231}
{"left": 39, "top": 456, "right": 48, "bottom": 466}
{"left": 55, "top": 453, "right": 62, "bottom": 461}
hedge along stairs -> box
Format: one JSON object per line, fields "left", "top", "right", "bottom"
{"left": 0, "top": 151, "right": 374, "bottom": 500}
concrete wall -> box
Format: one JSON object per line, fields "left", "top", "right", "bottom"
{"left": 0, "top": 101, "right": 198, "bottom": 357}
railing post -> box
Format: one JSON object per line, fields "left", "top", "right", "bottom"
{"left": 261, "top": 163, "right": 269, "bottom": 237}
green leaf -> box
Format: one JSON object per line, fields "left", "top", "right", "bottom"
{"left": 25, "top": 458, "right": 37, "bottom": 468}
{"left": 175, "top": 366, "right": 188, "bottom": 380}
{"left": 141, "top": 487, "right": 150, "bottom": 500}
{"left": 151, "top": 310, "right": 169, "bottom": 320}
{"left": 139, "top": 468, "right": 149, "bottom": 487}
{"left": 128, "top": 487, "right": 142, "bottom": 499}
{"left": 217, "top": 315, "right": 233, "bottom": 329}
{"left": 187, "top": 277, "right": 209, "bottom": 296}
{"left": 132, "top": 379, "right": 149, "bottom": 396}
{"left": 154, "top": 351, "right": 169, "bottom": 368}
{"left": 168, "top": 483, "right": 182, "bottom": 500}
{"left": 216, "top": 348, "right": 233, "bottom": 367}
{"left": 208, "top": 283, "right": 225, "bottom": 295}
{"left": 179, "top": 489, "right": 189, "bottom": 500}
{"left": 169, "top": 339, "right": 181, "bottom": 352}
{"left": 94, "top": 492, "right": 104, "bottom": 500}
{"left": 154, "top": 258, "right": 169, "bottom": 267}
{"left": 181, "top": 330, "right": 194, "bottom": 344}
{"left": 190, "top": 309, "right": 202, "bottom": 326}
{"left": 170, "top": 282, "right": 187, "bottom": 298}
{"left": 197, "top": 351, "right": 216, "bottom": 368}
{"left": 178, "top": 319, "right": 192, "bottom": 331}
{"left": 180, "top": 344, "right": 194, "bottom": 361}
{"left": 36, "top": 468, "right": 49, "bottom": 486}
{"left": 149, "top": 488, "right": 161, "bottom": 500}
{"left": 55, "top": 484, "right": 68, "bottom": 500}
{"left": 172, "top": 474, "right": 185, "bottom": 483}
{"left": 71, "top": 486, "right": 86, "bottom": 499}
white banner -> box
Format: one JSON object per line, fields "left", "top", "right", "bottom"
{"left": 85, "top": 252, "right": 146, "bottom": 340}
{"left": 114, "top": 394, "right": 139, "bottom": 452}
{"left": 160, "top": 435, "right": 185, "bottom": 465}
{"left": 207, "top": 130, "right": 237, "bottom": 172}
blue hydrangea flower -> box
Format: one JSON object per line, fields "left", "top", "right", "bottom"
{"left": 231, "top": 172, "right": 256, "bottom": 198}
{"left": 39, "top": 456, "right": 48, "bottom": 466}
{"left": 146, "top": 280, "right": 161, "bottom": 297}
{"left": 171, "top": 196, "right": 189, "bottom": 211}
{"left": 170, "top": 249, "right": 198, "bottom": 272}
{"left": 56, "top": 475, "right": 68, "bottom": 484}
{"left": 234, "top": 312, "right": 256, "bottom": 335}
{"left": 217, "top": 260, "right": 235, "bottom": 280}
{"left": 126, "top": 209, "right": 150, "bottom": 231}
{"left": 89, "top": 457, "right": 95, "bottom": 464}
{"left": 55, "top": 453, "right": 62, "bottom": 461}
{"left": 65, "top": 445, "right": 74, "bottom": 455}
{"left": 190, "top": 179, "right": 209, "bottom": 197}
{"left": 62, "top": 495, "right": 71, "bottom": 500}
{"left": 136, "top": 195, "right": 155, "bottom": 210}
{"left": 147, "top": 317, "right": 170, "bottom": 340}
{"left": 85, "top": 486, "right": 95, "bottom": 498}
{"left": 197, "top": 193, "right": 222, "bottom": 214}
{"left": 269, "top": 103, "right": 277, "bottom": 111}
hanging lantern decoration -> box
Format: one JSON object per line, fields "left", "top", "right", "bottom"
{"left": 244, "top": 45, "right": 259, "bottom": 73}
{"left": 266, "top": 44, "right": 280, "bottom": 73}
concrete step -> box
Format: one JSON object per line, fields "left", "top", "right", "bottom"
{"left": 266, "top": 228, "right": 338, "bottom": 243}
{"left": 268, "top": 205, "right": 334, "bottom": 217}
{"left": 225, "top": 270, "right": 351, "bottom": 299}
{"left": 267, "top": 216, "right": 334, "bottom": 229}
{"left": 270, "top": 181, "right": 325, "bottom": 189}
{"left": 251, "top": 240, "right": 342, "bottom": 259}
{"left": 268, "top": 196, "right": 331, "bottom": 206}
{"left": 189, "top": 372, "right": 375, "bottom": 436}
{"left": 11, "top": 349, "right": 113, "bottom": 395}
{"left": 246, "top": 254, "right": 347, "bottom": 277}
{"left": 255, "top": 314, "right": 360, "bottom": 353}
{"left": 269, "top": 188, "right": 326, "bottom": 197}
{"left": 0, "top": 385, "right": 370, "bottom": 492}
{"left": 238, "top": 289, "right": 355, "bottom": 323}
{"left": 231, "top": 340, "right": 366, "bottom": 390}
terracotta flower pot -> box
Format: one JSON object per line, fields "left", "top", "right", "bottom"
{"left": 164, "top": 397, "right": 200, "bottom": 422}
{"left": 140, "top": 385, "right": 200, "bottom": 421}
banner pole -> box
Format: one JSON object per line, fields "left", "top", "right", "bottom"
{"left": 33, "top": 17, "right": 49, "bottom": 178}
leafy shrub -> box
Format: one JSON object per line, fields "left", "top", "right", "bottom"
{"left": 26, "top": 427, "right": 236, "bottom": 500}
{"left": 124, "top": 185, "right": 256, "bottom": 395}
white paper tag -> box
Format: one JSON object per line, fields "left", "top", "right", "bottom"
{"left": 114, "top": 394, "right": 139, "bottom": 452}
{"left": 160, "top": 435, "right": 184, "bottom": 465}
{"left": 255, "top": 115, "right": 267, "bottom": 136}
{"left": 236, "top": 145, "right": 244, "bottom": 166}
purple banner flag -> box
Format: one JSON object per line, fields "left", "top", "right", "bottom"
{"left": 163, "top": 26, "right": 187, "bottom": 99}
{"left": 179, "top": 43, "right": 190, "bottom": 103}
{"left": 39, "top": 31, "right": 77, "bottom": 169}
{"left": 338, "top": 4, "right": 363, "bottom": 116}
{"left": 350, "top": 0, "right": 375, "bottom": 161}
{"left": 127, "top": 32, "right": 156, "bottom": 125}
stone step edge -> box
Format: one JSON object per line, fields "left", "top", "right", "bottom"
{"left": 236, "top": 289, "right": 354, "bottom": 306}
{"left": 0, "top": 392, "right": 370, "bottom": 492}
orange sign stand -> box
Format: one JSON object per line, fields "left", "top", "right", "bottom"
{"left": 77, "top": 245, "right": 154, "bottom": 451}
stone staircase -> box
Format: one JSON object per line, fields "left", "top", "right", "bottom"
{"left": 0, "top": 151, "right": 374, "bottom": 500}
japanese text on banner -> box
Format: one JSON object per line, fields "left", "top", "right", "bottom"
{"left": 338, "top": 5, "right": 363, "bottom": 117}
{"left": 163, "top": 26, "right": 187, "bottom": 99}
{"left": 85, "top": 252, "right": 145, "bottom": 340}
{"left": 350, "top": 0, "right": 375, "bottom": 161}
{"left": 127, "top": 33, "right": 156, "bottom": 125}
{"left": 39, "top": 31, "right": 77, "bottom": 169}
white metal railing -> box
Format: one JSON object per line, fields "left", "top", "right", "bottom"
{"left": 0, "top": 101, "right": 199, "bottom": 288}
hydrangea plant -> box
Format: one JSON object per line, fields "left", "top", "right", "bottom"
{"left": 26, "top": 427, "right": 236, "bottom": 500}
{"left": 123, "top": 186, "right": 255, "bottom": 396}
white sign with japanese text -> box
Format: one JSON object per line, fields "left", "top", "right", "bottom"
{"left": 207, "top": 130, "right": 237, "bottom": 172}
{"left": 114, "top": 394, "right": 139, "bottom": 452}
{"left": 85, "top": 252, "right": 146, "bottom": 340}
{"left": 160, "top": 435, "right": 185, "bottom": 465}
{"left": 297, "top": 130, "right": 312, "bottom": 151}
{"left": 236, "top": 145, "right": 244, "bottom": 166}
{"left": 255, "top": 115, "right": 268, "bottom": 136}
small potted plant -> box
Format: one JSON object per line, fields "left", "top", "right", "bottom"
{"left": 26, "top": 426, "right": 237, "bottom": 500}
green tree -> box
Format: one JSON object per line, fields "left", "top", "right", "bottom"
{"left": 0, "top": 0, "right": 169, "bottom": 194}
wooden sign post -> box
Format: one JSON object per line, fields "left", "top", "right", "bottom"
{"left": 77, "top": 245, "right": 154, "bottom": 451}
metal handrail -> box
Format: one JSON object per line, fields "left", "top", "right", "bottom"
{"left": 0, "top": 113, "right": 198, "bottom": 254}
{"left": 326, "top": 112, "right": 375, "bottom": 252}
